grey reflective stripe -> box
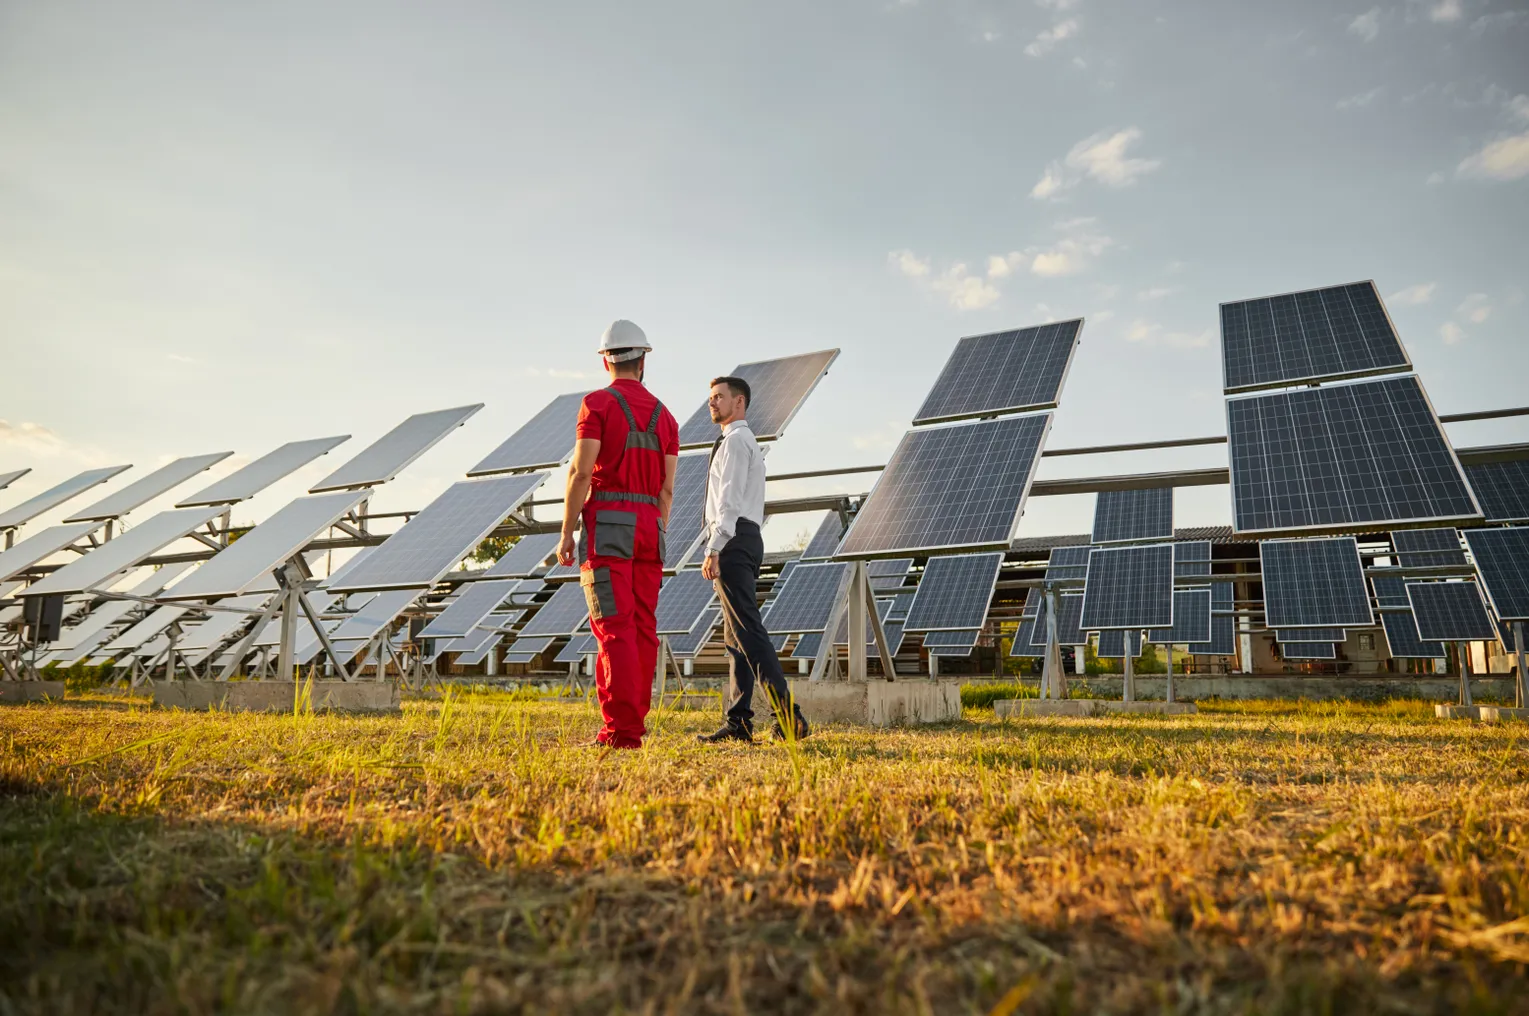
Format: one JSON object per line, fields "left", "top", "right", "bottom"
{"left": 606, "top": 387, "right": 640, "bottom": 430}
{"left": 591, "top": 491, "right": 659, "bottom": 506}
{"left": 605, "top": 387, "right": 666, "bottom": 452}
{"left": 626, "top": 432, "right": 663, "bottom": 452}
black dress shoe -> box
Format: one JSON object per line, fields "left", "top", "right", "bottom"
{"left": 771, "top": 713, "right": 811, "bottom": 742}
{"left": 697, "top": 725, "right": 753, "bottom": 744}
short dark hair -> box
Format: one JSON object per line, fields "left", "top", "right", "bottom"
{"left": 711, "top": 375, "right": 750, "bottom": 408}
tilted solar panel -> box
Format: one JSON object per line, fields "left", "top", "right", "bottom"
{"left": 1381, "top": 611, "right": 1445, "bottom": 659}
{"left": 1046, "top": 546, "right": 1090, "bottom": 582}
{"left": 670, "top": 608, "right": 720, "bottom": 658}
{"left": 1175, "top": 541, "right": 1213, "bottom": 579}
{"left": 65, "top": 453, "right": 233, "bottom": 522}
{"left": 418, "top": 579, "right": 521, "bottom": 639}
{"left": 1391, "top": 528, "right": 1466, "bottom": 568}
{"left": 0, "top": 469, "right": 29, "bottom": 491}
{"left": 837, "top": 414, "right": 1051, "bottom": 557}
{"left": 1275, "top": 627, "right": 1346, "bottom": 643}
{"left": 1220, "top": 281, "right": 1409, "bottom": 393}
{"left": 655, "top": 569, "right": 716, "bottom": 635}
{"left": 1406, "top": 581, "right": 1498, "bottom": 641}
{"left": 0, "top": 465, "right": 132, "bottom": 530}
{"left": 175, "top": 594, "right": 268, "bottom": 653}
{"left": 502, "top": 635, "right": 556, "bottom": 662}
{"left": 1259, "top": 537, "right": 1374, "bottom": 628}
{"left": 0, "top": 523, "right": 99, "bottom": 583}
{"left": 868, "top": 558, "right": 913, "bottom": 592}
{"left": 1080, "top": 543, "right": 1175, "bottom": 630}
{"left": 1031, "top": 592, "right": 1089, "bottom": 647}
{"left": 440, "top": 611, "right": 519, "bottom": 655}
{"left": 1092, "top": 487, "right": 1173, "bottom": 545}
{"left": 310, "top": 405, "right": 482, "bottom": 492}
{"left": 177, "top": 436, "right": 349, "bottom": 507}
{"left": 482, "top": 532, "right": 561, "bottom": 578}
{"left": 455, "top": 636, "right": 505, "bottom": 667}
{"left": 912, "top": 320, "right": 1082, "bottom": 425}
{"left": 517, "top": 580, "right": 591, "bottom": 637}
{"left": 888, "top": 590, "right": 917, "bottom": 622}
{"left": 764, "top": 561, "right": 848, "bottom": 633}
{"left": 800, "top": 512, "right": 847, "bottom": 561}
{"left": 1227, "top": 375, "right": 1480, "bottom": 534}
{"left": 1371, "top": 575, "right": 1411, "bottom": 610}
{"left": 555, "top": 633, "right": 599, "bottom": 664}
{"left": 468, "top": 392, "right": 591, "bottom": 476}
{"left": 1148, "top": 589, "right": 1212, "bottom": 644}
{"left": 1096, "top": 628, "right": 1143, "bottom": 659}
{"left": 23, "top": 507, "right": 226, "bottom": 597}
{"left": 1189, "top": 615, "right": 1238, "bottom": 656}
{"left": 99, "top": 605, "right": 190, "bottom": 654}
{"left": 1280, "top": 642, "right": 1336, "bottom": 660}
{"left": 1464, "top": 461, "right": 1529, "bottom": 523}
{"left": 662, "top": 454, "right": 713, "bottom": 569}
{"left": 794, "top": 599, "right": 897, "bottom": 659}
{"left": 1211, "top": 580, "right": 1234, "bottom": 612}
{"left": 903, "top": 552, "right": 1003, "bottom": 632}
{"left": 922, "top": 629, "right": 978, "bottom": 655}
{"left": 328, "top": 588, "right": 421, "bottom": 641}
{"left": 1461, "top": 527, "right": 1529, "bottom": 622}
{"left": 677, "top": 350, "right": 839, "bottom": 448}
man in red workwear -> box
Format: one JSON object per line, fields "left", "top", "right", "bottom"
{"left": 558, "top": 320, "right": 679, "bottom": 749}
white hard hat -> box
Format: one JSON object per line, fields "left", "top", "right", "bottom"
{"left": 597, "top": 319, "right": 652, "bottom": 362}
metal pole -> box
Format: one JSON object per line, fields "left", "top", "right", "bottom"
{"left": 1122, "top": 634, "right": 1135, "bottom": 702}
{"left": 1457, "top": 642, "right": 1473, "bottom": 707}
{"left": 1043, "top": 586, "right": 1065, "bottom": 700}
{"left": 276, "top": 586, "right": 298, "bottom": 682}
{"left": 1164, "top": 642, "right": 1175, "bottom": 704}
{"left": 1515, "top": 621, "right": 1526, "bottom": 709}
{"left": 847, "top": 561, "right": 868, "bottom": 682}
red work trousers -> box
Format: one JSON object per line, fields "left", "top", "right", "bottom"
{"left": 579, "top": 501, "right": 664, "bottom": 748}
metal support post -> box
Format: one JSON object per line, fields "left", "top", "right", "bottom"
{"left": 846, "top": 561, "right": 868, "bottom": 682}
{"left": 1042, "top": 586, "right": 1066, "bottom": 700}
{"left": 1456, "top": 642, "right": 1473, "bottom": 707}
{"left": 928, "top": 652, "right": 940, "bottom": 679}
{"left": 1515, "top": 621, "right": 1526, "bottom": 709}
{"left": 1122, "top": 637, "right": 1135, "bottom": 702}
{"left": 1164, "top": 643, "right": 1175, "bottom": 704}
{"left": 275, "top": 586, "right": 298, "bottom": 682}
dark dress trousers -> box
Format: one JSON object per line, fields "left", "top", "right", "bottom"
{"left": 715, "top": 518, "right": 793, "bottom": 732}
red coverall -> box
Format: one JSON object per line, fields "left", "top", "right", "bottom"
{"left": 575, "top": 380, "right": 679, "bottom": 748}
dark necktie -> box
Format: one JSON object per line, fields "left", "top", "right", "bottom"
{"left": 709, "top": 432, "right": 725, "bottom": 467}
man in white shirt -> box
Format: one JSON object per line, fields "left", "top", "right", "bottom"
{"left": 697, "top": 376, "right": 809, "bottom": 744}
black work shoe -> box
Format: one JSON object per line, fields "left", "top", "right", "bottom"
{"left": 697, "top": 724, "right": 753, "bottom": 744}
{"left": 770, "top": 714, "right": 811, "bottom": 742}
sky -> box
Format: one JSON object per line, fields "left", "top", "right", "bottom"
{"left": 1, "top": 0, "right": 1526, "bottom": 558}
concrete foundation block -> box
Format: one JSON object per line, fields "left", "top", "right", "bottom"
{"left": 1434, "top": 704, "right": 1482, "bottom": 719}
{"left": 1475, "top": 706, "right": 1529, "bottom": 722}
{"left": 788, "top": 678, "right": 961, "bottom": 727}
{"left": 0, "top": 682, "right": 66, "bottom": 703}
{"left": 1015, "top": 675, "right": 1518, "bottom": 703}
{"left": 152, "top": 680, "right": 400, "bottom": 713}
{"left": 993, "top": 698, "right": 1198, "bottom": 719}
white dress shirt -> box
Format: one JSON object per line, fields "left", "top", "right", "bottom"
{"left": 703, "top": 420, "right": 767, "bottom": 555}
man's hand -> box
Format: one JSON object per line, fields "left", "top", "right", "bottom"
{"left": 701, "top": 552, "right": 720, "bottom": 580}
{"left": 557, "top": 530, "right": 578, "bottom": 567}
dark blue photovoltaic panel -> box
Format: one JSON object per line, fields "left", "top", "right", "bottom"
{"left": 469, "top": 392, "right": 591, "bottom": 475}
{"left": 1096, "top": 628, "right": 1143, "bottom": 659}
{"left": 1211, "top": 580, "right": 1234, "bottom": 612}
{"left": 517, "top": 581, "right": 590, "bottom": 637}
{"left": 1227, "top": 375, "right": 1480, "bottom": 534}
{"left": 1175, "top": 541, "right": 1213, "bottom": 579}
{"left": 913, "top": 320, "right": 1082, "bottom": 425}
{"left": 419, "top": 579, "right": 520, "bottom": 639}
{"left": 1260, "top": 537, "right": 1374, "bottom": 628}
{"left": 800, "top": 512, "right": 847, "bottom": 561}
{"left": 1092, "top": 487, "right": 1173, "bottom": 544}
{"left": 1046, "top": 546, "right": 1090, "bottom": 582}
{"left": 677, "top": 350, "right": 839, "bottom": 448}
{"left": 1080, "top": 543, "right": 1175, "bottom": 630}
{"left": 869, "top": 558, "right": 913, "bottom": 592}
{"left": 1030, "top": 593, "right": 1088, "bottom": 647}
{"left": 904, "top": 552, "right": 1002, "bottom": 632}
{"left": 654, "top": 570, "right": 716, "bottom": 635}
{"left": 662, "top": 454, "right": 713, "bottom": 569}
{"left": 1464, "top": 461, "right": 1529, "bottom": 523}
{"left": 1381, "top": 611, "right": 1444, "bottom": 659}
{"left": 763, "top": 562, "right": 847, "bottom": 633}
{"left": 310, "top": 405, "right": 481, "bottom": 492}
{"left": 670, "top": 608, "right": 720, "bottom": 658}
{"left": 1220, "top": 281, "right": 1409, "bottom": 393}
{"left": 1009, "top": 617, "right": 1040, "bottom": 656}
{"left": 1189, "top": 615, "right": 1237, "bottom": 656}
{"left": 1280, "top": 642, "right": 1336, "bottom": 660}
{"left": 1372, "top": 575, "right": 1410, "bottom": 610}
{"left": 483, "top": 533, "right": 561, "bottom": 578}
{"left": 922, "top": 629, "right": 978, "bottom": 655}
{"left": 836, "top": 415, "right": 1051, "bottom": 557}
{"left": 1406, "top": 581, "right": 1497, "bottom": 641}
{"left": 555, "top": 633, "right": 599, "bottom": 664}
{"left": 1275, "top": 628, "right": 1345, "bottom": 643}
{"left": 1148, "top": 589, "right": 1212, "bottom": 644}
{"left": 1462, "top": 527, "right": 1529, "bottom": 622}
{"left": 1390, "top": 528, "right": 1465, "bottom": 568}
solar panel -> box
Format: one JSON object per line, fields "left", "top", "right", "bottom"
{"left": 1372, "top": 575, "right": 1411, "bottom": 610}
{"left": 1461, "top": 527, "right": 1529, "bottom": 622}
{"left": 1148, "top": 589, "right": 1212, "bottom": 644}
{"left": 887, "top": 589, "right": 917, "bottom": 621}
{"left": 1008, "top": 616, "right": 1040, "bottom": 656}
{"left": 655, "top": 570, "right": 717, "bottom": 634}
{"left": 517, "top": 581, "right": 590, "bottom": 638}
{"left": 0, "top": 468, "right": 29, "bottom": 491}
{"left": 903, "top": 551, "right": 1002, "bottom": 631}
{"left": 63, "top": 452, "right": 233, "bottom": 523}
{"left": 252, "top": 592, "right": 341, "bottom": 648}
{"left": 1175, "top": 541, "right": 1213, "bottom": 579}
{"left": 800, "top": 512, "right": 847, "bottom": 561}
{"left": 328, "top": 588, "right": 420, "bottom": 641}
{"left": 47, "top": 599, "right": 138, "bottom": 652}
{"left": 437, "top": 610, "right": 521, "bottom": 654}
{"left": 1259, "top": 537, "right": 1374, "bottom": 628}
{"left": 923, "top": 629, "right": 978, "bottom": 656}
{"left": 837, "top": 414, "right": 1052, "bottom": 557}
{"left": 502, "top": 635, "right": 555, "bottom": 662}
{"left": 159, "top": 491, "right": 370, "bottom": 601}
{"left": 676, "top": 350, "right": 839, "bottom": 448}
{"left": 328, "top": 473, "right": 545, "bottom": 592}
{"left": 792, "top": 600, "right": 897, "bottom": 659}
{"left": 309, "top": 405, "right": 482, "bottom": 492}
{"left": 1464, "top": 461, "right": 1529, "bottom": 523}
{"left": 671, "top": 608, "right": 720, "bottom": 658}
{"left": 1030, "top": 592, "right": 1088, "bottom": 647}
{"left": 1189, "top": 615, "right": 1238, "bottom": 656}
{"left": 662, "top": 454, "right": 714, "bottom": 569}
{"left": 868, "top": 558, "right": 913, "bottom": 592}
{"left": 482, "top": 532, "right": 560, "bottom": 578}
{"left": 21, "top": 507, "right": 226, "bottom": 597}
{"left": 1381, "top": 611, "right": 1445, "bottom": 659}
{"left": 1391, "top": 528, "right": 1466, "bottom": 568}
{"left": 1406, "top": 581, "right": 1498, "bottom": 641}
{"left": 1497, "top": 618, "right": 1519, "bottom": 653}
{"left": 1220, "top": 281, "right": 1410, "bottom": 393}
{"left": 468, "top": 392, "right": 591, "bottom": 476}
{"left": 1080, "top": 543, "right": 1175, "bottom": 630}
{"left": 912, "top": 320, "right": 1083, "bottom": 425}
{"left": 763, "top": 561, "right": 848, "bottom": 633}
{"left": 1046, "top": 546, "right": 1090, "bottom": 582}
{"left": 0, "top": 522, "right": 98, "bottom": 582}
{"left": 99, "top": 605, "right": 190, "bottom": 654}
{"left": 176, "top": 436, "right": 349, "bottom": 507}
{"left": 455, "top": 637, "right": 504, "bottom": 667}
{"left": 1280, "top": 642, "right": 1336, "bottom": 660}
{"left": 1092, "top": 487, "right": 1173, "bottom": 545}
{"left": 418, "top": 579, "right": 520, "bottom": 639}
{"left": 1227, "top": 375, "right": 1480, "bottom": 534}
{"left": 1096, "top": 628, "right": 1143, "bottom": 659}
{"left": 0, "top": 465, "right": 132, "bottom": 530}
{"left": 1274, "top": 627, "right": 1346, "bottom": 642}
{"left": 1211, "top": 580, "right": 1234, "bottom": 612}
{"left": 555, "top": 633, "right": 600, "bottom": 664}
{"left": 175, "top": 594, "right": 267, "bottom": 654}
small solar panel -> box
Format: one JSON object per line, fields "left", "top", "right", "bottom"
{"left": 887, "top": 589, "right": 917, "bottom": 622}
{"left": 64, "top": 453, "right": 233, "bottom": 522}
{"left": 0, "top": 522, "right": 98, "bottom": 583}
{"left": 923, "top": 628, "right": 979, "bottom": 655}
{"left": 1031, "top": 592, "right": 1088, "bottom": 647}
{"left": 913, "top": 320, "right": 1082, "bottom": 425}
{"left": 1372, "top": 575, "right": 1410, "bottom": 610}
{"left": 837, "top": 414, "right": 1051, "bottom": 557}
{"left": 1280, "top": 642, "right": 1336, "bottom": 660}
{"left": 328, "top": 588, "right": 420, "bottom": 641}
{"left": 800, "top": 512, "right": 847, "bottom": 561}
{"left": 1381, "top": 611, "right": 1445, "bottom": 659}
{"left": 0, "top": 468, "right": 30, "bottom": 491}
{"left": 310, "top": 405, "right": 482, "bottom": 492}
{"left": 1188, "top": 615, "right": 1238, "bottom": 656}
{"left": 1274, "top": 627, "right": 1346, "bottom": 643}
{"left": 517, "top": 581, "right": 590, "bottom": 637}
{"left": 1148, "top": 589, "right": 1212, "bottom": 644}
{"left": 1406, "top": 581, "right": 1498, "bottom": 641}
{"left": 328, "top": 473, "right": 545, "bottom": 592}
{"left": 440, "top": 610, "right": 523, "bottom": 654}
{"left": 468, "top": 392, "right": 591, "bottom": 476}
{"left": 1096, "top": 628, "right": 1143, "bottom": 659}
{"left": 1220, "top": 281, "right": 1410, "bottom": 393}
{"left": 22, "top": 507, "right": 226, "bottom": 597}
{"left": 662, "top": 454, "right": 716, "bottom": 569}
{"left": 99, "top": 605, "right": 190, "bottom": 654}
{"left": 1092, "top": 487, "right": 1173, "bottom": 545}
{"left": 482, "top": 532, "right": 560, "bottom": 578}
{"left": 1046, "top": 546, "right": 1090, "bottom": 582}
{"left": 1227, "top": 375, "right": 1480, "bottom": 534}
{"left": 1464, "top": 461, "right": 1529, "bottom": 523}
{"left": 455, "top": 636, "right": 504, "bottom": 667}
{"left": 1175, "top": 541, "right": 1213, "bottom": 579}
{"left": 764, "top": 561, "right": 848, "bottom": 633}
{"left": 160, "top": 490, "right": 370, "bottom": 601}
{"left": 177, "top": 437, "right": 349, "bottom": 507}
{"left": 670, "top": 608, "right": 720, "bottom": 658}
{"left": 1080, "top": 543, "right": 1175, "bottom": 630}
{"left": 1259, "top": 537, "right": 1374, "bottom": 628}
{"left": 252, "top": 592, "right": 340, "bottom": 648}
{"left": 418, "top": 579, "right": 520, "bottom": 639}
{"left": 677, "top": 350, "right": 839, "bottom": 448}
{"left": 1497, "top": 618, "right": 1520, "bottom": 653}
{"left": 655, "top": 570, "right": 716, "bottom": 635}
{"left": 868, "top": 558, "right": 913, "bottom": 592}
{"left": 1211, "top": 580, "right": 1234, "bottom": 612}
{"left": 175, "top": 594, "right": 267, "bottom": 653}
{"left": 0, "top": 465, "right": 132, "bottom": 530}
{"left": 904, "top": 552, "right": 1002, "bottom": 631}
{"left": 1391, "top": 528, "right": 1466, "bottom": 568}
{"left": 794, "top": 600, "right": 897, "bottom": 658}
{"left": 767, "top": 560, "right": 801, "bottom": 602}
{"left": 48, "top": 599, "right": 138, "bottom": 652}
{"left": 502, "top": 635, "right": 556, "bottom": 662}
{"left": 1461, "top": 527, "right": 1529, "bottom": 622}
{"left": 555, "top": 633, "right": 600, "bottom": 664}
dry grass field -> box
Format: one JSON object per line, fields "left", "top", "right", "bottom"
{"left": 1, "top": 690, "right": 1527, "bottom": 1015}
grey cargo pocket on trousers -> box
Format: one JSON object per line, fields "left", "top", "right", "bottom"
{"left": 657, "top": 518, "right": 667, "bottom": 562}
{"left": 593, "top": 510, "right": 636, "bottom": 559}
{"left": 581, "top": 567, "right": 619, "bottom": 620}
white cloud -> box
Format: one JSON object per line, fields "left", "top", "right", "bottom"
{"left": 930, "top": 263, "right": 1002, "bottom": 310}
{"left": 986, "top": 254, "right": 1015, "bottom": 278}
{"left": 888, "top": 249, "right": 930, "bottom": 278}
{"left": 1029, "top": 219, "right": 1115, "bottom": 277}
{"left": 1457, "top": 131, "right": 1529, "bottom": 180}
{"left": 1036, "top": 0, "right": 1079, "bottom": 8}
{"left": 1471, "top": 10, "right": 1527, "bottom": 32}
{"left": 546, "top": 368, "right": 593, "bottom": 380}
{"left": 1457, "top": 292, "right": 1492, "bottom": 323}
{"left": 1029, "top": 165, "right": 1066, "bottom": 199}
{"left": 982, "top": 30, "right": 1001, "bottom": 42}
{"left": 1031, "top": 127, "right": 1161, "bottom": 199}
{"left": 1426, "top": 171, "right": 1446, "bottom": 185}
{"left": 0, "top": 420, "right": 76, "bottom": 461}
{"left": 1349, "top": 7, "right": 1382, "bottom": 41}
{"left": 1510, "top": 95, "right": 1529, "bottom": 123}
{"left": 1336, "top": 86, "right": 1385, "bottom": 110}
{"left": 1092, "top": 309, "right": 1115, "bottom": 323}
{"left": 1429, "top": 0, "right": 1463, "bottom": 22}
{"left": 1440, "top": 321, "right": 1466, "bottom": 344}
{"left": 1125, "top": 320, "right": 1212, "bottom": 348}
{"left": 1137, "top": 286, "right": 1176, "bottom": 300}
{"left": 1389, "top": 282, "right": 1436, "bottom": 304}
{"left": 1024, "top": 18, "right": 1079, "bottom": 57}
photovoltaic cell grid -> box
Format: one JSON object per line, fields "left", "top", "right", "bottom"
{"left": 670, "top": 608, "right": 720, "bottom": 658}
{"left": 903, "top": 552, "right": 1003, "bottom": 632}
{"left": 1080, "top": 543, "right": 1175, "bottom": 630}
{"left": 1259, "top": 537, "right": 1374, "bottom": 628}
{"left": 793, "top": 600, "right": 896, "bottom": 659}
{"left": 1046, "top": 546, "right": 1090, "bottom": 582}
{"left": 1226, "top": 375, "right": 1480, "bottom": 534}
{"left": 1189, "top": 615, "right": 1238, "bottom": 656}
{"left": 837, "top": 414, "right": 1051, "bottom": 557}
{"left": 418, "top": 579, "right": 519, "bottom": 639}
{"left": 868, "top": 558, "right": 913, "bottom": 592}
{"left": 310, "top": 405, "right": 482, "bottom": 492}
{"left": 1406, "top": 582, "right": 1498, "bottom": 641}
{"left": 1462, "top": 527, "right": 1529, "bottom": 622}
{"left": 483, "top": 532, "right": 560, "bottom": 578}
{"left": 1148, "top": 589, "right": 1212, "bottom": 644}
{"left": 0, "top": 469, "right": 29, "bottom": 491}
{"left": 765, "top": 562, "right": 848, "bottom": 633}
{"left": 22, "top": 507, "right": 226, "bottom": 597}
{"left": 517, "top": 581, "right": 590, "bottom": 637}
{"left": 1092, "top": 487, "right": 1173, "bottom": 545}
{"left": 1175, "top": 541, "right": 1213, "bottom": 579}
{"left": 655, "top": 570, "right": 716, "bottom": 635}
{"left": 64, "top": 453, "right": 233, "bottom": 522}
{"left": 1391, "top": 528, "right": 1466, "bottom": 568}
{"left": 1381, "top": 611, "right": 1445, "bottom": 659}
{"left": 468, "top": 392, "right": 591, "bottom": 476}
{"left": 177, "top": 437, "right": 349, "bottom": 507}
{"left": 1275, "top": 628, "right": 1346, "bottom": 642}
{"left": 1372, "top": 575, "right": 1410, "bottom": 609}
{"left": 328, "top": 588, "right": 420, "bottom": 642}
{"left": 663, "top": 454, "right": 713, "bottom": 569}
{"left": 455, "top": 637, "right": 504, "bottom": 667}
{"left": 555, "top": 634, "right": 599, "bottom": 664}
{"left": 0, "top": 523, "right": 98, "bottom": 583}
{"left": 328, "top": 473, "right": 546, "bottom": 592}
{"left": 503, "top": 635, "right": 555, "bottom": 662}
{"left": 1031, "top": 593, "right": 1089, "bottom": 647}
{"left": 677, "top": 350, "right": 839, "bottom": 448}
{"left": 1464, "top": 461, "right": 1529, "bottom": 523}
{"left": 1211, "top": 580, "right": 1234, "bottom": 612}
{"left": 922, "top": 629, "right": 978, "bottom": 655}
{"left": 0, "top": 465, "right": 132, "bottom": 530}
{"left": 1009, "top": 616, "right": 1039, "bottom": 656}
{"left": 441, "top": 611, "right": 523, "bottom": 654}
{"left": 800, "top": 512, "right": 847, "bottom": 561}
{"left": 1220, "top": 281, "right": 1410, "bottom": 393}
{"left": 1096, "top": 628, "right": 1143, "bottom": 659}
{"left": 1281, "top": 642, "right": 1337, "bottom": 660}
{"left": 912, "top": 320, "right": 1082, "bottom": 425}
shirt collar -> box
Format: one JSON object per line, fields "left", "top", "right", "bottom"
{"left": 722, "top": 419, "right": 750, "bottom": 436}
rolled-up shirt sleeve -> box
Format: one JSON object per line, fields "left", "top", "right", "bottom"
{"left": 706, "top": 434, "right": 750, "bottom": 555}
